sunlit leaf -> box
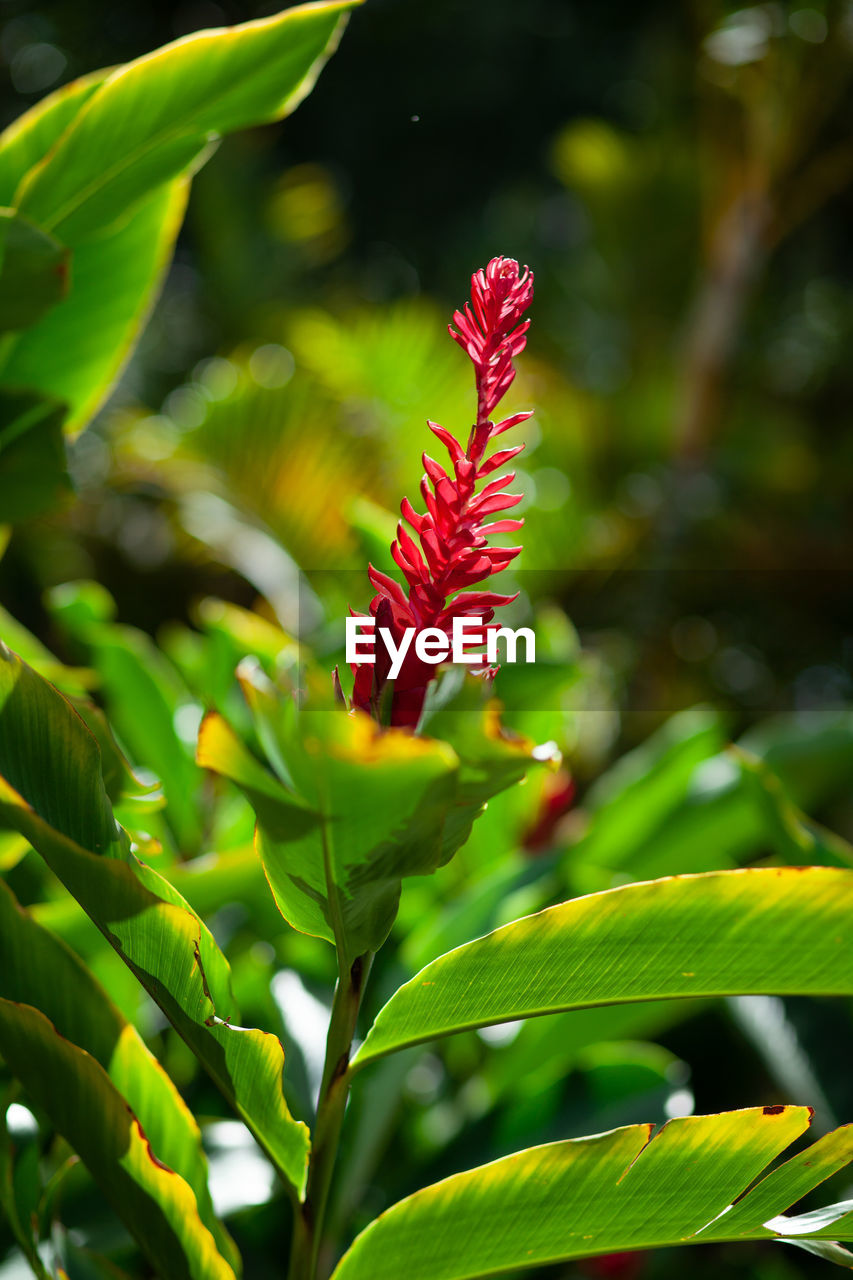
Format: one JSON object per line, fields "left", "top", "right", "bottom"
{"left": 0, "top": 877, "right": 238, "bottom": 1271}
{"left": 0, "top": 180, "right": 188, "bottom": 432}
{"left": 355, "top": 866, "right": 853, "bottom": 1066}
{"left": 0, "top": 998, "right": 237, "bottom": 1280}
{"left": 15, "top": 1, "right": 359, "bottom": 243}
{"left": 0, "top": 643, "right": 310, "bottom": 1198}
{"left": 0, "top": 3, "right": 358, "bottom": 432}
{"left": 331, "top": 1108, "right": 853, "bottom": 1278}
{"left": 0, "top": 70, "right": 107, "bottom": 205}
{"left": 198, "top": 674, "right": 460, "bottom": 965}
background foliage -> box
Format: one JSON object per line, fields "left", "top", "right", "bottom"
{"left": 1, "top": 1, "right": 852, "bottom": 1278}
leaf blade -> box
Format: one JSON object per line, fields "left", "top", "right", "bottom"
{"left": 0, "top": 877, "right": 239, "bottom": 1271}
{"left": 331, "top": 1108, "right": 853, "bottom": 1280}
{"left": 0, "top": 178, "right": 188, "bottom": 432}
{"left": 0, "top": 643, "right": 310, "bottom": 1198}
{"left": 355, "top": 866, "right": 853, "bottom": 1066}
{"left": 16, "top": 1, "right": 359, "bottom": 243}
{"left": 0, "top": 998, "right": 236, "bottom": 1280}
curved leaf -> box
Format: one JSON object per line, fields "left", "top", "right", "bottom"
{"left": 0, "top": 877, "right": 238, "bottom": 1271}
{"left": 198, "top": 682, "right": 460, "bottom": 966}
{"left": 355, "top": 866, "right": 853, "bottom": 1066}
{"left": 0, "top": 4, "right": 357, "bottom": 431}
{"left": 1, "top": 178, "right": 188, "bottom": 432}
{"left": 0, "top": 70, "right": 107, "bottom": 205}
{"left": 0, "top": 642, "right": 310, "bottom": 1197}
{"left": 0, "top": 998, "right": 235, "bottom": 1280}
{"left": 49, "top": 582, "right": 205, "bottom": 850}
{"left": 16, "top": 1, "right": 358, "bottom": 243}
{"left": 331, "top": 1108, "right": 853, "bottom": 1279}
{"left": 199, "top": 667, "right": 542, "bottom": 965}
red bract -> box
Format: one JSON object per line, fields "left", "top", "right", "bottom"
{"left": 349, "top": 256, "right": 534, "bottom": 727}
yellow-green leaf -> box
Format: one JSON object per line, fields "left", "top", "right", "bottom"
{"left": 331, "top": 1108, "right": 853, "bottom": 1279}
{"left": 0, "top": 642, "right": 310, "bottom": 1197}
{"left": 355, "top": 866, "right": 853, "bottom": 1066}
{"left": 15, "top": 1, "right": 359, "bottom": 243}
{"left": 0, "top": 877, "right": 239, "bottom": 1271}
{"left": 0, "top": 998, "right": 236, "bottom": 1280}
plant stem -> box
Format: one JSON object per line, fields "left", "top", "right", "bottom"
{"left": 288, "top": 951, "right": 373, "bottom": 1280}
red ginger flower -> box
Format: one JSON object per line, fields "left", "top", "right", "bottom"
{"left": 349, "top": 256, "right": 534, "bottom": 728}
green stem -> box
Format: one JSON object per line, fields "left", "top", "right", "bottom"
{"left": 289, "top": 951, "right": 373, "bottom": 1280}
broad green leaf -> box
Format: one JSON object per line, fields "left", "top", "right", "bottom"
{"left": 354, "top": 866, "right": 853, "bottom": 1066}
{"left": 0, "top": 388, "right": 69, "bottom": 523}
{"left": 0, "top": 878, "right": 238, "bottom": 1271}
{"left": 0, "top": 70, "right": 107, "bottom": 205}
{"left": 198, "top": 677, "right": 460, "bottom": 965}
{"left": 485, "top": 1001, "right": 703, "bottom": 1111}
{"left": 0, "top": 5, "right": 356, "bottom": 432}
{"left": 16, "top": 1, "right": 359, "bottom": 243}
{"left": 0, "top": 179, "right": 187, "bottom": 433}
{"left": 0, "top": 998, "right": 236, "bottom": 1280}
{"left": 331, "top": 1108, "right": 853, "bottom": 1279}
{"left": 201, "top": 667, "right": 541, "bottom": 966}
{"left": 0, "top": 643, "right": 310, "bottom": 1197}
{"left": 0, "top": 208, "right": 69, "bottom": 331}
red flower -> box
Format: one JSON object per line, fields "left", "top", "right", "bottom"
{"left": 348, "top": 257, "right": 534, "bottom": 727}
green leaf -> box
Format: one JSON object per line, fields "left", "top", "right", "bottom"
{"left": 0, "top": 998, "right": 237, "bottom": 1280}
{"left": 0, "top": 877, "right": 238, "bottom": 1271}
{"left": 15, "top": 1, "right": 359, "bottom": 244}
{"left": 197, "top": 670, "right": 460, "bottom": 965}
{"left": 0, "top": 179, "right": 188, "bottom": 433}
{"left": 0, "top": 601, "right": 92, "bottom": 693}
{"left": 331, "top": 1108, "right": 853, "bottom": 1279}
{"left": 0, "top": 643, "right": 310, "bottom": 1198}
{"left": 354, "top": 866, "right": 853, "bottom": 1066}
{"left": 577, "top": 708, "right": 853, "bottom": 887}
{"left": 0, "top": 70, "right": 107, "bottom": 205}
{"left": 0, "top": 64, "right": 178, "bottom": 431}
{"left": 567, "top": 706, "right": 726, "bottom": 879}
{"left": 0, "top": 388, "right": 70, "bottom": 523}
{"left": 198, "top": 668, "right": 546, "bottom": 965}
{"left": 0, "top": 5, "right": 357, "bottom": 432}
{"left": 0, "top": 208, "right": 69, "bottom": 332}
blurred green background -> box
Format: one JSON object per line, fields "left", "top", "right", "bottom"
{"left": 1, "top": 1, "right": 853, "bottom": 1277}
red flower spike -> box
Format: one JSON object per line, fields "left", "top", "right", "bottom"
{"left": 349, "top": 257, "right": 534, "bottom": 727}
